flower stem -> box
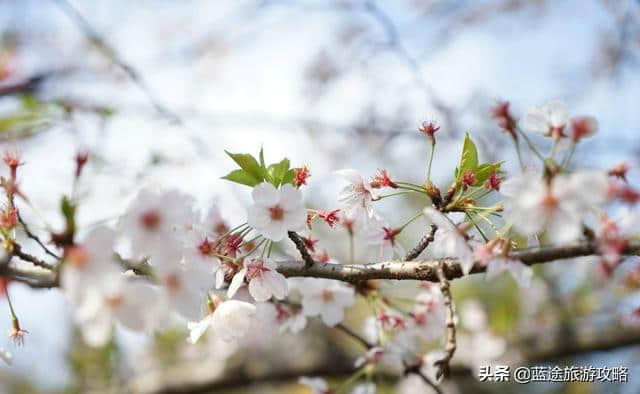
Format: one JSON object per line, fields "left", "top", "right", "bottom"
{"left": 514, "top": 137, "right": 525, "bottom": 171}
{"left": 398, "top": 211, "right": 423, "bottom": 232}
{"left": 5, "top": 289, "right": 17, "bottom": 320}
{"left": 427, "top": 142, "right": 436, "bottom": 181}
{"left": 516, "top": 127, "right": 545, "bottom": 162}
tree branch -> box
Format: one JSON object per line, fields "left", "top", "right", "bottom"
{"left": 4, "top": 240, "right": 640, "bottom": 289}
{"left": 276, "top": 240, "right": 640, "bottom": 282}
{"left": 404, "top": 224, "right": 437, "bottom": 261}
{"left": 434, "top": 262, "right": 456, "bottom": 380}
{"left": 287, "top": 231, "right": 315, "bottom": 268}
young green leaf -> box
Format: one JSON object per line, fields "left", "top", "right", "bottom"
{"left": 221, "top": 169, "right": 262, "bottom": 187}
{"left": 224, "top": 150, "right": 264, "bottom": 182}
{"left": 475, "top": 162, "right": 504, "bottom": 186}
{"left": 456, "top": 133, "right": 478, "bottom": 181}
{"left": 267, "top": 158, "right": 290, "bottom": 186}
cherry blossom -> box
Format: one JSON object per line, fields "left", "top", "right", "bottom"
{"left": 299, "top": 278, "right": 355, "bottom": 326}
{"left": 187, "top": 299, "right": 257, "bottom": 344}
{"left": 227, "top": 258, "right": 288, "bottom": 302}
{"left": 120, "top": 187, "right": 197, "bottom": 258}
{"left": 502, "top": 171, "right": 608, "bottom": 243}
{"left": 570, "top": 116, "right": 597, "bottom": 142}
{"left": 419, "top": 120, "right": 440, "bottom": 144}
{"left": 60, "top": 226, "right": 122, "bottom": 306}
{"left": 522, "top": 100, "right": 568, "bottom": 137}
{"left": 366, "top": 218, "right": 405, "bottom": 261}
{"left": 335, "top": 169, "right": 378, "bottom": 219}
{"left": 275, "top": 303, "right": 308, "bottom": 334}
{"left": 491, "top": 100, "right": 517, "bottom": 139}
{"left": 294, "top": 165, "right": 311, "bottom": 187}
{"left": 247, "top": 182, "right": 307, "bottom": 241}
{"left": 423, "top": 207, "right": 475, "bottom": 274}
{"left": 75, "top": 280, "right": 158, "bottom": 347}
{"left": 475, "top": 240, "right": 533, "bottom": 287}
{"left": 202, "top": 204, "right": 229, "bottom": 235}
{"left": 152, "top": 237, "right": 209, "bottom": 321}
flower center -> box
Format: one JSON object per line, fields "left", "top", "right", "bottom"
{"left": 165, "top": 273, "right": 181, "bottom": 292}
{"left": 198, "top": 238, "right": 214, "bottom": 257}
{"left": 542, "top": 192, "right": 557, "bottom": 209}
{"left": 140, "top": 210, "right": 161, "bottom": 231}
{"left": 105, "top": 294, "right": 124, "bottom": 307}
{"left": 322, "top": 290, "right": 334, "bottom": 302}
{"left": 66, "top": 245, "right": 89, "bottom": 268}
{"left": 269, "top": 205, "right": 284, "bottom": 221}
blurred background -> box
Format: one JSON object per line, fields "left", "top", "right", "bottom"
{"left": 0, "top": 0, "right": 639, "bottom": 393}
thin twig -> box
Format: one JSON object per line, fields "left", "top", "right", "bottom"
{"left": 335, "top": 323, "right": 373, "bottom": 349}
{"left": 404, "top": 224, "right": 437, "bottom": 261}
{"left": 18, "top": 213, "right": 60, "bottom": 259}
{"left": 12, "top": 243, "right": 55, "bottom": 270}
{"left": 287, "top": 231, "right": 315, "bottom": 268}
{"left": 434, "top": 262, "right": 456, "bottom": 380}
{"left": 404, "top": 363, "right": 443, "bottom": 394}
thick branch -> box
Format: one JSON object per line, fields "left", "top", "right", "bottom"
{"left": 276, "top": 240, "right": 640, "bottom": 282}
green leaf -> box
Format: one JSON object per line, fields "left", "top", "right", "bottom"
{"left": 259, "top": 146, "right": 265, "bottom": 169}
{"left": 475, "top": 161, "right": 504, "bottom": 186}
{"left": 61, "top": 196, "right": 76, "bottom": 222}
{"left": 281, "top": 169, "right": 295, "bottom": 185}
{"left": 267, "top": 158, "right": 290, "bottom": 186}
{"left": 456, "top": 133, "right": 478, "bottom": 181}
{"left": 221, "top": 169, "right": 262, "bottom": 187}
{"left": 224, "top": 150, "right": 264, "bottom": 182}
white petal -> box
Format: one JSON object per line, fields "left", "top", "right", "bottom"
{"left": 227, "top": 269, "right": 247, "bottom": 299}
{"left": 507, "top": 260, "right": 533, "bottom": 287}
{"left": 321, "top": 304, "right": 345, "bottom": 326}
{"left": 248, "top": 277, "right": 274, "bottom": 302}
{"left": 252, "top": 182, "right": 278, "bottom": 207}
{"left": 247, "top": 205, "right": 270, "bottom": 229}
{"left": 81, "top": 310, "right": 114, "bottom": 347}
{"left": 279, "top": 184, "right": 303, "bottom": 210}
{"left": 485, "top": 259, "right": 507, "bottom": 281}
{"left": 187, "top": 314, "right": 214, "bottom": 344}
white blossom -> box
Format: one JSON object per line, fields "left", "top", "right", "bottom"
{"left": 366, "top": 217, "right": 405, "bottom": 260}
{"left": 299, "top": 278, "right": 355, "bottom": 326}
{"left": 75, "top": 280, "right": 158, "bottom": 347}
{"left": 423, "top": 207, "right": 475, "bottom": 274}
{"left": 522, "top": 100, "right": 568, "bottom": 137}
{"left": 336, "top": 169, "right": 378, "bottom": 219}
{"left": 120, "top": 187, "right": 197, "bottom": 258}
{"left": 187, "top": 299, "right": 256, "bottom": 344}
{"left": 502, "top": 171, "right": 608, "bottom": 243}
{"left": 227, "top": 258, "right": 288, "bottom": 302}
{"left": 247, "top": 182, "right": 307, "bottom": 241}
{"left": 60, "top": 226, "right": 122, "bottom": 306}
{"left": 486, "top": 256, "right": 533, "bottom": 287}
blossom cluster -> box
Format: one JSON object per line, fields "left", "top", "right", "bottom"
{"left": 0, "top": 99, "right": 638, "bottom": 394}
